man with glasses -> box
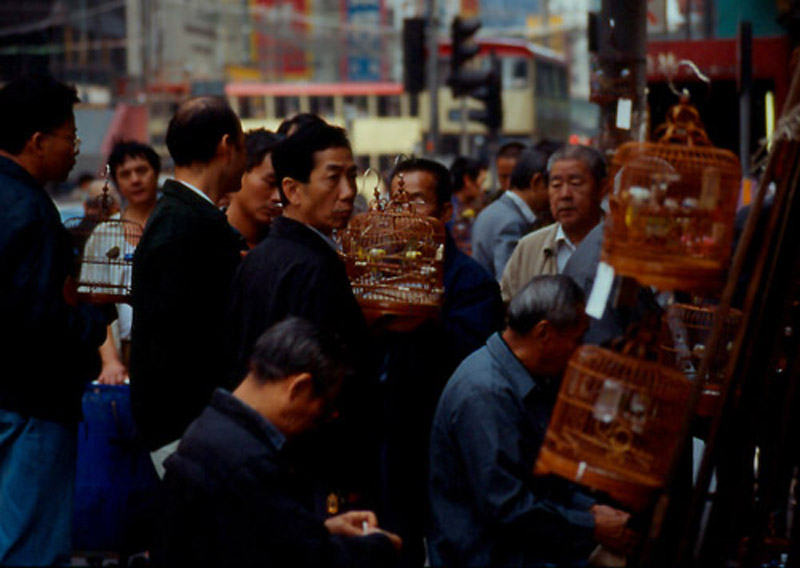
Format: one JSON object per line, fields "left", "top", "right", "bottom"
{"left": 500, "top": 144, "right": 607, "bottom": 303}
{"left": 0, "top": 75, "right": 117, "bottom": 566}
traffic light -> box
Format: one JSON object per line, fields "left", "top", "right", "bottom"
{"left": 448, "top": 17, "right": 503, "bottom": 135}
{"left": 403, "top": 18, "right": 426, "bottom": 94}
{"left": 448, "top": 17, "right": 488, "bottom": 98}
{"left": 467, "top": 61, "right": 502, "bottom": 133}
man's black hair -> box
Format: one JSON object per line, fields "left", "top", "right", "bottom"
{"left": 0, "top": 75, "right": 79, "bottom": 155}
{"left": 244, "top": 129, "right": 282, "bottom": 172}
{"left": 271, "top": 121, "right": 352, "bottom": 204}
{"left": 450, "top": 156, "right": 485, "bottom": 193}
{"left": 276, "top": 113, "right": 327, "bottom": 136}
{"left": 507, "top": 275, "right": 586, "bottom": 335}
{"left": 248, "top": 317, "right": 351, "bottom": 396}
{"left": 509, "top": 149, "right": 549, "bottom": 191}
{"left": 390, "top": 156, "right": 453, "bottom": 208}
{"left": 546, "top": 144, "right": 607, "bottom": 186}
{"left": 165, "top": 97, "right": 242, "bottom": 167}
{"left": 496, "top": 141, "right": 526, "bottom": 160}
{"left": 107, "top": 140, "right": 161, "bottom": 184}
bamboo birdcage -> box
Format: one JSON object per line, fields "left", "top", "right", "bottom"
{"left": 338, "top": 171, "right": 445, "bottom": 322}
{"left": 601, "top": 96, "right": 742, "bottom": 294}
{"left": 658, "top": 303, "right": 742, "bottom": 418}
{"left": 64, "top": 171, "right": 143, "bottom": 304}
{"left": 534, "top": 345, "right": 692, "bottom": 511}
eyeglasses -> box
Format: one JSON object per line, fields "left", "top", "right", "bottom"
{"left": 47, "top": 131, "right": 81, "bottom": 152}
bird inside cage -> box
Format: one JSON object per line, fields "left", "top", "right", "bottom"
{"left": 64, "top": 168, "right": 143, "bottom": 304}
{"left": 337, "top": 169, "right": 446, "bottom": 327}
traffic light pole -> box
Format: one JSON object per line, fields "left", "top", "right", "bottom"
{"left": 425, "top": 0, "right": 440, "bottom": 155}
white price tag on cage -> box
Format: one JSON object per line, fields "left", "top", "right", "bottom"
{"left": 585, "top": 261, "right": 615, "bottom": 320}
{"left": 615, "top": 98, "right": 632, "bottom": 130}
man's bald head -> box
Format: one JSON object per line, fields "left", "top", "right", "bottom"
{"left": 166, "top": 96, "right": 242, "bottom": 166}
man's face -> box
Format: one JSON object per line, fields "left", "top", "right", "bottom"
{"left": 541, "top": 313, "right": 589, "bottom": 376}
{"left": 548, "top": 159, "right": 601, "bottom": 237}
{"left": 390, "top": 170, "right": 448, "bottom": 222}
{"left": 462, "top": 169, "right": 487, "bottom": 202}
{"left": 42, "top": 117, "right": 79, "bottom": 183}
{"left": 114, "top": 155, "right": 158, "bottom": 208}
{"left": 235, "top": 153, "right": 281, "bottom": 225}
{"left": 290, "top": 146, "right": 357, "bottom": 235}
{"left": 496, "top": 156, "right": 516, "bottom": 191}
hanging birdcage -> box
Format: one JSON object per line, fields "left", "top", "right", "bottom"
{"left": 338, "top": 171, "right": 445, "bottom": 323}
{"left": 601, "top": 96, "right": 742, "bottom": 294}
{"left": 64, "top": 171, "right": 143, "bottom": 304}
{"left": 534, "top": 345, "right": 691, "bottom": 511}
{"left": 658, "top": 303, "right": 742, "bottom": 418}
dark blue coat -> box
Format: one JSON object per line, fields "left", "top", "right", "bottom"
{"left": 0, "top": 156, "right": 109, "bottom": 422}
{"left": 155, "top": 389, "right": 397, "bottom": 568}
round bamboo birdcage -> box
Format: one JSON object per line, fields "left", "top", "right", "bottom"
{"left": 601, "top": 98, "right": 741, "bottom": 294}
{"left": 338, "top": 173, "right": 446, "bottom": 323}
{"left": 534, "top": 345, "right": 691, "bottom": 511}
{"left": 64, "top": 177, "right": 143, "bottom": 304}
{"left": 658, "top": 303, "right": 742, "bottom": 417}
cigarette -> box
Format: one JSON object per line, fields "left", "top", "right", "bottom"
{"left": 362, "top": 520, "right": 369, "bottom": 534}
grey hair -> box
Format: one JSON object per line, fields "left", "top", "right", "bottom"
{"left": 507, "top": 275, "right": 586, "bottom": 335}
{"left": 546, "top": 144, "right": 607, "bottom": 186}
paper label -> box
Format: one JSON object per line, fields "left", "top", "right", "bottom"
{"left": 586, "top": 261, "right": 615, "bottom": 320}
{"left": 616, "top": 98, "right": 632, "bottom": 130}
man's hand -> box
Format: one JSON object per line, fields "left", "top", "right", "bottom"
{"left": 324, "top": 510, "right": 403, "bottom": 551}
{"left": 590, "top": 504, "right": 639, "bottom": 555}
{"left": 97, "top": 358, "right": 128, "bottom": 385}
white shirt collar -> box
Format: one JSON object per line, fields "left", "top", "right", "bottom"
{"left": 554, "top": 223, "right": 577, "bottom": 273}
{"left": 175, "top": 178, "right": 215, "bottom": 206}
{"left": 505, "top": 190, "right": 536, "bottom": 225}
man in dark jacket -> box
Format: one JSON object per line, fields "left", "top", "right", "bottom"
{"left": 226, "top": 119, "right": 377, "bottom": 510}
{"left": 130, "top": 96, "right": 247, "bottom": 475}
{"left": 380, "top": 157, "right": 504, "bottom": 566}
{"left": 0, "top": 75, "right": 115, "bottom": 566}
{"left": 155, "top": 317, "right": 401, "bottom": 568}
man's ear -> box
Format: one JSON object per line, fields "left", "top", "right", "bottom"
{"left": 286, "top": 372, "right": 314, "bottom": 401}
{"left": 439, "top": 201, "right": 453, "bottom": 223}
{"left": 28, "top": 132, "right": 47, "bottom": 157}
{"left": 529, "top": 172, "right": 544, "bottom": 191}
{"left": 531, "top": 319, "right": 550, "bottom": 341}
{"left": 282, "top": 177, "right": 302, "bottom": 207}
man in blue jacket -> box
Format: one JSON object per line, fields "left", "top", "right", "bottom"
{"left": 0, "top": 75, "right": 116, "bottom": 566}
{"left": 429, "top": 275, "right": 633, "bottom": 567}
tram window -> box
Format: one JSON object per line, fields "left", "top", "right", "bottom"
{"left": 275, "top": 96, "right": 301, "bottom": 120}
{"left": 310, "top": 96, "right": 335, "bottom": 118}
{"left": 344, "top": 95, "right": 369, "bottom": 117}
{"left": 505, "top": 58, "right": 529, "bottom": 89}
{"left": 240, "top": 96, "right": 265, "bottom": 119}
{"left": 378, "top": 95, "right": 401, "bottom": 117}
{"left": 537, "top": 62, "right": 568, "bottom": 98}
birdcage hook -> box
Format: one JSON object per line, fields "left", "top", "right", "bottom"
{"left": 659, "top": 54, "right": 711, "bottom": 102}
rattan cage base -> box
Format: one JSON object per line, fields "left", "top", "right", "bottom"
{"left": 535, "top": 446, "right": 661, "bottom": 511}
{"left": 602, "top": 247, "right": 726, "bottom": 294}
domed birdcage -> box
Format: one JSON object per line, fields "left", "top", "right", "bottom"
{"left": 64, "top": 169, "right": 143, "bottom": 304}
{"left": 601, "top": 95, "right": 742, "bottom": 294}
{"left": 337, "top": 170, "right": 445, "bottom": 324}
{"left": 534, "top": 345, "right": 691, "bottom": 511}
{"left": 658, "top": 303, "right": 742, "bottom": 418}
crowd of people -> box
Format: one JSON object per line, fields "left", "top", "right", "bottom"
{"left": 0, "top": 74, "right": 639, "bottom": 568}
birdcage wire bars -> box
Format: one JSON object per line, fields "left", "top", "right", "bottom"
{"left": 658, "top": 303, "right": 742, "bottom": 418}
{"left": 601, "top": 98, "right": 742, "bottom": 295}
{"left": 64, "top": 179, "right": 143, "bottom": 304}
{"left": 338, "top": 173, "right": 445, "bottom": 322}
{"left": 534, "top": 345, "right": 692, "bottom": 511}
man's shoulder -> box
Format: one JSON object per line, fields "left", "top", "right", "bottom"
{"left": 515, "top": 222, "right": 559, "bottom": 250}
